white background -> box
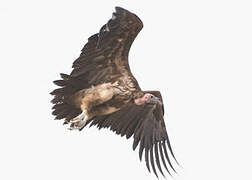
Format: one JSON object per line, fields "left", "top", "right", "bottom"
{"left": 1, "top": 0, "right": 252, "bottom": 179}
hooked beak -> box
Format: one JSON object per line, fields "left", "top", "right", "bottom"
{"left": 150, "top": 96, "right": 160, "bottom": 104}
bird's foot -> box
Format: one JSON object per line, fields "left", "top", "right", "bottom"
{"left": 69, "top": 110, "right": 88, "bottom": 130}
{"left": 70, "top": 110, "right": 87, "bottom": 123}
{"left": 68, "top": 121, "right": 87, "bottom": 130}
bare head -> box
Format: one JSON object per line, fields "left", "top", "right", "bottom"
{"left": 134, "top": 93, "right": 160, "bottom": 105}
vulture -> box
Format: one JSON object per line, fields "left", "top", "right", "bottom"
{"left": 51, "top": 7, "right": 179, "bottom": 177}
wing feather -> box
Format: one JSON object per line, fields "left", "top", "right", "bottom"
{"left": 150, "top": 144, "right": 158, "bottom": 177}
{"left": 145, "top": 144, "right": 151, "bottom": 172}
{"left": 154, "top": 142, "right": 165, "bottom": 177}
{"left": 139, "top": 137, "right": 145, "bottom": 161}
{"left": 162, "top": 141, "right": 177, "bottom": 173}
{"left": 91, "top": 91, "right": 178, "bottom": 176}
{"left": 159, "top": 142, "right": 171, "bottom": 175}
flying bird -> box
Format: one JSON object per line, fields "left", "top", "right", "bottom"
{"left": 51, "top": 7, "right": 179, "bottom": 177}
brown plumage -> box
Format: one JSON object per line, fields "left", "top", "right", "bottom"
{"left": 51, "top": 7, "right": 179, "bottom": 177}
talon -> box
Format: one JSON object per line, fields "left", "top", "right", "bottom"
{"left": 68, "top": 109, "right": 89, "bottom": 130}
{"left": 69, "top": 121, "right": 87, "bottom": 130}
{"left": 70, "top": 117, "right": 81, "bottom": 123}
{"left": 70, "top": 110, "right": 87, "bottom": 123}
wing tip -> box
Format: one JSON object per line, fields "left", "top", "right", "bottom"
{"left": 114, "top": 6, "right": 143, "bottom": 29}
{"left": 115, "top": 6, "right": 128, "bottom": 13}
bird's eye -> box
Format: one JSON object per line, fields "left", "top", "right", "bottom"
{"left": 150, "top": 95, "right": 153, "bottom": 98}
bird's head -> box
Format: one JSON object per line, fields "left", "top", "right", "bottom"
{"left": 134, "top": 93, "right": 160, "bottom": 105}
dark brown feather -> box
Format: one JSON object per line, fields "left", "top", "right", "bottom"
{"left": 145, "top": 143, "right": 151, "bottom": 172}
{"left": 60, "top": 73, "right": 70, "bottom": 80}
{"left": 53, "top": 80, "right": 66, "bottom": 87}
{"left": 159, "top": 142, "right": 171, "bottom": 175}
{"left": 150, "top": 145, "right": 158, "bottom": 177}
{"left": 162, "top": 141, "right": 177, "bottom": 173}
{"left": 154, "top": 143, "right": 165, "bottom": 177}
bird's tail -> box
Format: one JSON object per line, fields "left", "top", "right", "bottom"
{"left": 50, "top": 73, "right": 82, "bottom": 124}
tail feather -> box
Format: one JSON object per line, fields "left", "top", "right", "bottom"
{"left": 55, "top": 109, "right": 71, "bottom": 120}
{"left": 65, "top": 109, "right": 82, "bottom": 122}
{"left": 60, "top": 73, "right": 70, "bottom": 80}
{"left": 52, "top": 103, "right": 68, "bottom": 110}
{"left": 53, "top": 80, "right": 67, "bottom": 87}
{"left": 51, "top": 96, "right": 63, "bottom": 104}
{"left": 51, "top": 73, "right": 84, "bottom": 124}
{"left": 50, "top": 88, "right": 66, "bottom": 95}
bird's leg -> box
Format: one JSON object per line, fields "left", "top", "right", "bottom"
{"left": 68, "top": 82, "right": 120, "bottom": 130}
{"left": 70, "top": 110, "right": 87, "bottom": 123}
{"left": 69, "top": 110, "right": 89, "bottom": 130}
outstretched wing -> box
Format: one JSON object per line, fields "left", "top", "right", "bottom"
{"left": 51, "top": 7, "right": 143, "bottom": 122}
{"left": 70, "top": 6, "right": 143, "bottom": 86}
{"left": 88, "top": 91, "right": 178, "bottom": 177}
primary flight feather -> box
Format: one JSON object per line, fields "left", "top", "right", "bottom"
{"left": 51, "top": 7, "right": 178, "bottom": 177}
